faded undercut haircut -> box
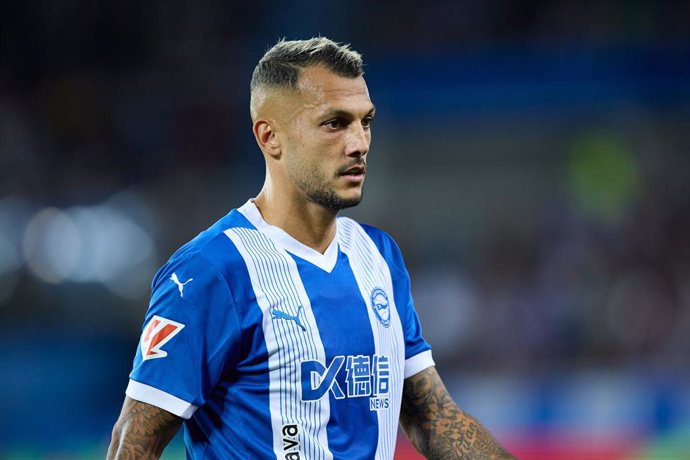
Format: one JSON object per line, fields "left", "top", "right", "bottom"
{"left": 250, "top": 37, "right": 364, "bottom": 93}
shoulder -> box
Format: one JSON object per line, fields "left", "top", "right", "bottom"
{"left": 360, "top": 223, "right": 399, "bottom": 251}
{"left": 337, "top": 217, "right": 407, "bottom": 272}
{"left": 338, "top": 217, "right": 396, "bottom": 246}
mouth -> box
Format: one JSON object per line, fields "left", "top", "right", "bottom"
{"left": 339, "top": 165, "right": 366, "bottom": 179}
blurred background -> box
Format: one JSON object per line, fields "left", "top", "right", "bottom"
{"left": 1, "top": 1, "right": 690, "bottom": 458}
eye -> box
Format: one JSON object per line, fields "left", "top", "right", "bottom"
{"left": 323, "top": 119, "right": 345, "bottom": 129}
{"left": 362, "top": 117, "right": 374, "bottom": 129}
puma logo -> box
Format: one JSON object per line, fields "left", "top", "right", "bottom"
{"left": 271, "top": 305, "right": 307, "bottom": 331}
{"left": 170, "top": 272, "right": 193, "bottom": 298}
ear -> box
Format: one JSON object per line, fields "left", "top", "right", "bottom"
{"left": 253, "top": 118, "right": 281, "bottom": 159}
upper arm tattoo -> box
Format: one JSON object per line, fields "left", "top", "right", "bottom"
{"left": 107, "top": 396, "right": 183, "bottom": 460}
{"left": 400, "top": 366, "right": 516, "bottom": 460}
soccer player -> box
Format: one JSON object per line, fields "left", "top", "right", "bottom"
{"left": 107, "top": 37, "right": 515, "bottom": 460}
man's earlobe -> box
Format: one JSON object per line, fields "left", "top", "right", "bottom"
{"left": 253, "top": 119, "right": 281, "bottom": 158}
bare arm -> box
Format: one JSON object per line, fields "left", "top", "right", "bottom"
{"left": 106, "top": 396, "right": 183, "bottom": 460}
{"left": 400, "top": 366, "right": 516, "bottom": 460}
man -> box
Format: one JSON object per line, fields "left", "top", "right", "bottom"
{"left": 108, "top": 37, "right": 515, "bottom": 460}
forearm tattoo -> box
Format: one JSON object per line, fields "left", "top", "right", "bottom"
{"left": 107, "top": 397, "right": 182, "bottom": 460}
{"left": 400, "top": 367, "right": 516, "bottom": 460}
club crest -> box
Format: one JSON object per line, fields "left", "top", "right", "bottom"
{"left": 370, "top": 287, "right": 391, "bottom": 327}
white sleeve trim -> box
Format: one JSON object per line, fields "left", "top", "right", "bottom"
{"left": 126, "top": 379, "right": 198, "bottom": 420}
{"left": 404, "top": 349, "right": 435, "bottom": 379}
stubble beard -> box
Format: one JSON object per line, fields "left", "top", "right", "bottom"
{"left": 306, "top": 185, "right": 363, "bottom": 211}
{"left": 294, "top": 165, "right": 364, "bottom": 212}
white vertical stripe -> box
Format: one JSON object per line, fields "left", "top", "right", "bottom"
{"left": 337, "top": 219, "right": 405, "bottom": 460}
{"left": 225, "top": 227, "right": 333, "bottom": 460}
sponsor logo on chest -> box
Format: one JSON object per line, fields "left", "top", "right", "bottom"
{"left": 300, "top": 354, "right": 391, "bottom": 411}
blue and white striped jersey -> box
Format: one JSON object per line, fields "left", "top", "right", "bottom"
{"left": 127, "top": 200, "right": 434, "bottom": 459}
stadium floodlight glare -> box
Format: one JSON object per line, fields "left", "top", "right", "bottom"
{"left": 21, "top": 202, "right": 156, "bottom": 300}
{"left": 22, "top": 207, "right": 81, "bottom": 284}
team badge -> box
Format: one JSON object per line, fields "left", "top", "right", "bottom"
{"left": 370, "top": 288, "right": 391, "bottom": 327}
{"left": 140, "top": 315, "right": 185, "bottom": 361}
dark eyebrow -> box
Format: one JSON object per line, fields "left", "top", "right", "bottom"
{"left": 321, "top": 105, "right": 376, "bottom": 120}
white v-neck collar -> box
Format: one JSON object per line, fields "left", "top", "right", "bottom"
{"left": 237, "top": 200, "right": 340, "bottom": 273}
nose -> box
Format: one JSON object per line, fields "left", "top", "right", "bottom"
{"left": 346, "top": 122, "right": 370, "bottom": 158}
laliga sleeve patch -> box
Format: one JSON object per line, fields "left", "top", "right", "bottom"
{"left": 140, "top": 315, "right": 185, "bottom": 361}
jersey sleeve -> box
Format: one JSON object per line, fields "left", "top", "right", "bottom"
{"left": 126, "top": 253, "right": 242, "bottom": 419}
{"left": 363, "top": 225, "right": 435, "bottom": 379}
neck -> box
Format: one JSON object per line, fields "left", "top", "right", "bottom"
{"left": 253, "top": 187, "right": 338, "bottom": 254}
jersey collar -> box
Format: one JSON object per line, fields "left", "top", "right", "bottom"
{"left": 238, "top": 200, "right": 339, "bottom": 273}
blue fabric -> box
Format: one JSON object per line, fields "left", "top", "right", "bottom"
{"left": 128, "top": 208, "right": 431, "bottom": 459}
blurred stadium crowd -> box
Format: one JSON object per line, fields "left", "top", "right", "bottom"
{"left": 1, "top": 1, "right": 689, "bottom": 457}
